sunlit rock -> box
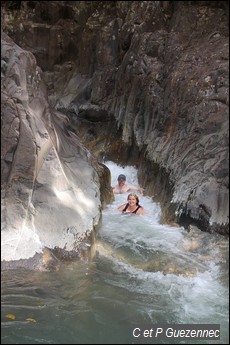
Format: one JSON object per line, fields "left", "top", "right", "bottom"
{"left": 1, "top": 32, "right": 112, "bottom": 263}
{"left": 1, "top": 1, "right": 228, "bottom": 235}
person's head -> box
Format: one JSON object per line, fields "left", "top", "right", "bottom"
{"left": 118, "top": 174, "right": 126, "bottom": 186}
{"left": 127, "top": 193, "right": 139, "bottom": 205}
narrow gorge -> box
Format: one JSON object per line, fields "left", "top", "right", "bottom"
{"left": 1, "top": 1, "right": 229, "bottom": 269}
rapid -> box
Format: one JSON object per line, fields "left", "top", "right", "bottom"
{"left": 1, "top": 161, "right": 229, "bottom": 344}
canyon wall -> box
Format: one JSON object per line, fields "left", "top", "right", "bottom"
{"left": 1, "top": 1, "right": 229, "bottom": 247}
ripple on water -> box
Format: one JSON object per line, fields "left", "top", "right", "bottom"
{"left": 1, "top": 161, "right": 229, "bottom": 344}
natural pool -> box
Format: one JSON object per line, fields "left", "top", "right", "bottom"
{"left": 1, "top": 162, "right": 229, "bottom": 344}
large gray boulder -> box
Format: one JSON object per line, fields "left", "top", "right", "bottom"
{"left": 1, "top": 32, "right": 111, "bottom": 263}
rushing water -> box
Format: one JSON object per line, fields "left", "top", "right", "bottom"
{"left": 1, "top": 162, "right": 229, "bottom": 344}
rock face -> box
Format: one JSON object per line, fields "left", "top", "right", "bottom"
{"left": 1, "top": 32, "right": 112, "bottom": 264}
{"left": 1, "top": 1, "right": 229, "bottom": 236}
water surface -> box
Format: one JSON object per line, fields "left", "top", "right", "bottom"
{"left": 1, "top": 162, "right": 229, "bottom": 344}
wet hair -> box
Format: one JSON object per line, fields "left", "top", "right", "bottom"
{"left": 127, "top": 193, "right": 139, "bottom": 205}
{"left": 118, "top": 174, "right": 126, "bottom": 181}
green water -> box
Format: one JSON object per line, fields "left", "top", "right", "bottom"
{"left": 1, "top": 163, "right": 229, "bottom": 344}
{"left": 1, "top": 216, "right": 229, "bottom": 344}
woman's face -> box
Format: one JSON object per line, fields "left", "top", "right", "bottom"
{"left": 128, "top": 195, "right": 137, "bottom": 205}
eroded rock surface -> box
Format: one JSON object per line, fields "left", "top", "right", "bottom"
{"left": 1, "top": 1, "right": 229, "bottom": 236}
{"left": 1, "top": 32, "right": 112, "bottom": 265}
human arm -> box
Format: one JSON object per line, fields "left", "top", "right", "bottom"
{"left": 127, "top": 185, "right": 144, "bottom": 195}
{"left": 112, "top": 185, "right": 120, "bottom": 194}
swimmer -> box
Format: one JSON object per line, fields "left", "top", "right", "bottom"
{"left": 112, "top": 174, "right": 143, "bottom": 195}
{"left": 118, "top": 193, "right": 145, "bottom": 215}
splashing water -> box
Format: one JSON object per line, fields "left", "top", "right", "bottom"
{"left": 1, "top": 161, "right": 229, "bottom": 344}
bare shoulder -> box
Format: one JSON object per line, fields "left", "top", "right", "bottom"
{"left": 113, "top": 186, "right": 120, "bottom": 194}
{"left": 118, "top": 203, "right": 126, "bottom": 211}
{"left": 137, "top": 207, "right": 145, "bottom": 215}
